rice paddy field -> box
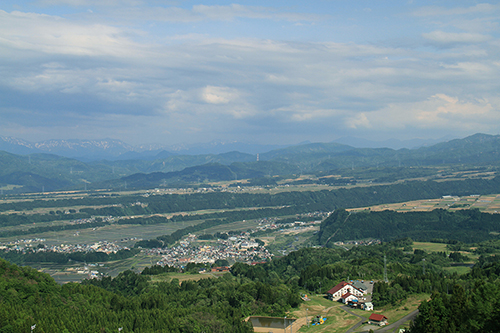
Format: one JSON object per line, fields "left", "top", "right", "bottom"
{"left": 348, "top": 194, "right": 500, "bottom": 214}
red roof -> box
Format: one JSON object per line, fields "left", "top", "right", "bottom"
{"left": 341, "top": 292, "right": 354, "bottom": 299}
{"left": 326, "top": 281, "right": 349, "bottom": 295}
{"left": 369, "top": 314, "right": 388, "bottom": 322}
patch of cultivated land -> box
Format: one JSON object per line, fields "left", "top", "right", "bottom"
{"left": 412, "top": 242, "right": 448, "bottom": 253}
{"left": 148, "top": 271, "right": 227, "bottom": 284}
{"left": 348, "top": 194, "right": 500, "bottom": 214}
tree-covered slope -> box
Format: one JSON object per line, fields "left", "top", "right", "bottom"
{"left": 318, "top": 208, "right": 500, "bottom": 245}
{"left": 0, "top": 257, "right": 303, "bottom": 333}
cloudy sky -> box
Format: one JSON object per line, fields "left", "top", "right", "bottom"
{"left": 1, "top": 1, "right": 499, "bottom": 146}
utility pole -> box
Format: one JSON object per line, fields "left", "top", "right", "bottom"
{"left": 384, "top": 255, "right": 388, "bottom": 283}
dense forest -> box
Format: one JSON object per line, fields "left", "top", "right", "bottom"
{"left": 2, "top": 236, "right": 500, "bottom": 332}
{"left": 0, "top": 257, "right": 298, "bottom": 333}
{"left": 318, "top": 208, "right": 500, "bottom": 245}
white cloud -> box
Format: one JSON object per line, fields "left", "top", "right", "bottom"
{"left": 413, "top": 3, "right": 500, "bottom": 17}
{"left": 37, "top": 0, "right": 145, "bottom": 6}
{"left": 0, "top": 10, "right": 140, "bottom": 57}
{"left": 346, "top": 113, "right": 371, "bottom": 129}
{"left": 201, "top": 86, "right": 239, "bottom": 104}
{"left": 361, "top": 94, "right": 499, "bottom": 132}
{"left": 423, "top": 31, "right": 491, "bottom": 44}
{"left": 191, "top": 4, "right": 325, "bottom": 22}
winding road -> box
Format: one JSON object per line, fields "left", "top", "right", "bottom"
{"left": 342, "top": 306, "right": 419, "bottom": 333}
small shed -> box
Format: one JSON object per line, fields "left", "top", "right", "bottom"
{"left": 361, "top": 302, "right": 373, "bottom": 311}
{"left": 369, "top": 313, "right": 388, "bottom": 326}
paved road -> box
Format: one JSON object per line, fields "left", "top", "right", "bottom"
{"left": 342, "top": 306, "right": 367, "bottom": 333}
{"left": 376, "top": 310, "right": 418, "bottom": 332}
{"left": 342, "top": 307, "right": 419, "bottom": 333}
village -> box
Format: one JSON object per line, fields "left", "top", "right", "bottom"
{"left": 144, "top": 233, "right": 274, "bottom": 266}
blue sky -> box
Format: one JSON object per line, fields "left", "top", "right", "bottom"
{"left": 1, "top": 1, "right": 499, "bottom": 146}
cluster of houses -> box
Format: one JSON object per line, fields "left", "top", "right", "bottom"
{"left": 0, "top": 239, "right": 130, "bottom": 255}
{"left": 144, "top": 233, "right": 273, "bottom": 266}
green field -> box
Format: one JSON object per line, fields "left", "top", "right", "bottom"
{"left": 148, "top": 271, "right": 227, "bottom": 284}
{"left": 349, "top": 194, "right": 500, "bottom": 214}
{"left": 412, "top": 242, "right": 448, "bottom": 253}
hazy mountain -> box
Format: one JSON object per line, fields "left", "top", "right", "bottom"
{"left": 0, "top": 137, "right": 136, "bottom": 160}
{"left": 0, "top": 136, "right": 38, "bottom": 155}
{"left": 1, "top": 133, "right": 500, "bottom": 193}
{"left": 165, "top": 141, "right": 287, "bottom": 155}
{"left": 332, "top": 136, "right": 455, "bottom": 149}
{"left": 0, "top": 137, "right": 285, "bottom": 160}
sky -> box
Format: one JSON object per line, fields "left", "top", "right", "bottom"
{"left": 0, "top": 1, "right": 499, "bottom": 146}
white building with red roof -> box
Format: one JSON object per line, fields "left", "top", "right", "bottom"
{"left": 326, "top": 281, "right": 365, "bottom": 301}
{"left": 340, "top": 292, "right": 359, "bottom": 304}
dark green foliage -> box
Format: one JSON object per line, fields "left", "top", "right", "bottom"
{"left": 0, "top": 257, "right": 303, "bottom": 332}
{"left": 319, "top": 208, "right": 500, "bottom": 244}
{"left": 141, "top": 264, "right": 178, "bottom": 275}
{"left": 0, "top": 248, "right": 139, "bottom": 265}
{"left": 408, "top": 282, "right": 500, "bottom": 333}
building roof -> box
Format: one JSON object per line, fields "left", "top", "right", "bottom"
{"left": 326, "top": 281, "right": 349, "bottom": 295}
{"left": 369, "top": 314, "right": 388, "bottom": 322}
{"left": 351, "top": 280, "right": 367, "bottom": 291}
{"left": 341, "top": 292, "right": 356, "bottom": 299}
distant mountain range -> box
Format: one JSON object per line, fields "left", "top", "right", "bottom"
{"left": 0, "top": 133, "right": 499, "bottom": 194}
{"left": 0, "top": 137, "right": 288, "bottom": 161}
{"left": 0, "top": 135, "right": 453, "bottom": 161}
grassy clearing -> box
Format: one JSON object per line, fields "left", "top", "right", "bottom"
{"left": 412, "top": 242, "right": 448, "bottom": 253}
{"left": 293, "top": 294, "right": 429, "bottom": 333}
{"left": 443, "top": 266, "right": 471, "bottom": 275}
{"left": 373, "top": 294, "right": 428, "bottom": 323}
{"left": 148, "top": 271, "right": 224, "bottom": 284}
{"left": 294, "top": 297, "right": 357, "bottom": 333}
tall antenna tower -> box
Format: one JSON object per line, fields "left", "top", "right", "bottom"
{"left": 384, "top": 255, "right": 388, "bottom": 283}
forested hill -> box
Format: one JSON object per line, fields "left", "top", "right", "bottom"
{"left": 2, "top": 237, "right": 500, "bottom": 332}
{"left": 0, "top": 257, "right": 299, "bottom": 332}
{"left": 2, "top": 133, "right": 500, "bottom": 193}
{"left": 318, "top": 208, "right": 500, "bottom": 245}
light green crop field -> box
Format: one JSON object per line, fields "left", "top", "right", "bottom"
{"left": 148, "top": 271, "right": 226, "bottom": 284}
{"left": 412, "top": 242, "right": 448, "bottom": 253}
{"left": 349, "top": 194, "right": 500, "bottom": 214}
{"left": 443, "top": 266, "right": 472, "bottom": 275}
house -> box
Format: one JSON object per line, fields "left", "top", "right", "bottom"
{"left": 340, "top": 292, "right": 358, "bottom": 304}
{"left": 326, "top": 281, "right": 364, "bottom": 301}
{"left": 369, "top": 313, "right": 388, "bottom": 326}
{"left": 361, "top": 302, "right": 373, "bottom": 311}
{"left": 211, "top": 266, "right": 230, "bottom": 273}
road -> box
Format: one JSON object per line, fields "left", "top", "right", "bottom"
{"left": 342, "top": 307, "right": 419, "bottom": 333}
{"left": 377, "top": 310, "right": 418, "bottom": 332}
